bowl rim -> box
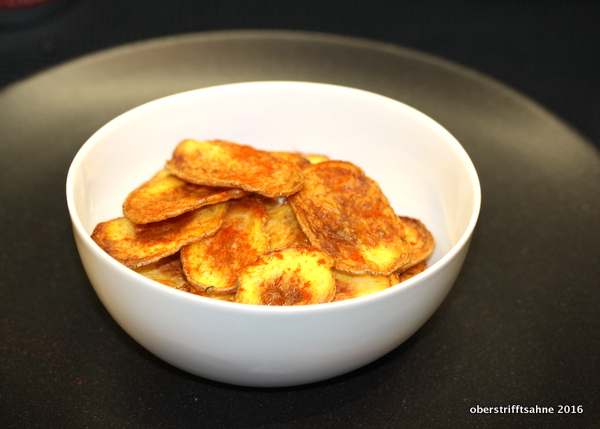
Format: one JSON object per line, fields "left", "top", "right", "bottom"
{"left": 66, "top": 80, "right": 482, "bottom": 314}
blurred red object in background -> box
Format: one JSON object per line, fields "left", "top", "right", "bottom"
{"left": 0, "top": 0, "right": 72, "bottom": 26}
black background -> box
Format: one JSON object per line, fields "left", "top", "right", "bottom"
{"left": 1, "top": 1, "right": 599, "bottom": 428}
{"left": 1, "top": 0, "right": 598, "bottom": 149}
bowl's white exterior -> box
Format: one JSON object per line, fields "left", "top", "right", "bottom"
{"left": 67, "top": 81, "right": 480, "bottom": 387}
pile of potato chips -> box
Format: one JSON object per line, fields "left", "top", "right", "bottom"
{"left": 91, "top": 139, "right": 434, "bottom": 305}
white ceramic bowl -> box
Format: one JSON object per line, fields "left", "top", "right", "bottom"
{"left": 66, "top": 81, "right": 480, "bottom": 387}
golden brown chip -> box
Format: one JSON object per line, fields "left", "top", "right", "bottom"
{"left": 270, "top": 151, "right": 312, "bottom": 168}
{"left": 123, "top": 170, "right": 249, "bottom": 224}
{"left": 289, "top": 160, "right": 411, "bottom": 275}
{"left": 302, "top": 153, "right": 330, "bottom": 165}
{"left": 198, "top": 291, "right": 237, "bottom": 302}
{"left": 180, "top": 197, "right": 269, "bottom": 294}
{"left": 264, "top": 200, "right": 310, "bottom": 250}
{"left": 271, "top": 151, "right": 330, "bottom": 168}
{"left": 255, "top": 196, "right": 284, "bottom": 210}
{"left": 391, "top": 260, "right": 428, "bottom": 284}
{"left": 91, "top": 202, "right": 227, "bottom": 268}
{"left": 165, "top": 139, "right": 304, "bottom": 198}
{"left": 134, "top": 253, "right": 237, "bottom": 301}
{"left": 332, "top": 270, "right": 391, "bottom": 302}
{"left": 235, "top": 246, "right": 336, "bottom": 306}
{"left": 399, "top": 216, "right": 435, "bottom": 268}
{"left": 133, "top": 253, "right": 190, "bottom": 291}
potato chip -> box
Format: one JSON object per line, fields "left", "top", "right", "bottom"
{"left": 134, "top": 253, "right": 237, "bottom": 301}
{"left": 91, "top": 202, "right": 227, "bottom": 268}
{"left": 391, "top": 261, "right": 428, "bottom": 284}
{"left": 303, "top": 154, "right": 330, "bottom": 165}
{"left": 123, "top": 170, "right": 249, "bottom": 224}
{"left": 256, "top": 195, "right": 289, "bottom": 213}
{"left": 331, "top": 270, "right": 391, "bottom": 302}
{"left": 165, "top": 139, "right": 304, "bottom": 197}
{"left": 264, "top": 200, "right": 310, "bottom": 250}
{"left": 180, "top": 197, "right": 269, "bottom": 294}
{"left": 270, "top": 151, "right": 312, "bottom": 168}
{"left": 199, "top": 291, "right": 237, "bottom": 302}
{"left": 399, "top": 216, "right": 435, "bottom": 268}
{"left": 289, "top": 160, "right": 411, "bottom": 275}
{"left": 271, "top": 151, "right": 330, "bottom": 167}
{"left": 235, "top": 246, "right": 336, "bottom": 306}
{"left": 133, "top": 253, "right": 190, "bottom": 291}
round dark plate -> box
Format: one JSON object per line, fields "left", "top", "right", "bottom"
{"left": 1, "top": 30, "right": 598, "bottom": 428}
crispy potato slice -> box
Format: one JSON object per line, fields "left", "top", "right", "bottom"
{"left": 391, "top": 261, "right": 428, "bottom": 284}
{"left": 289, "top": 160, "right": 411, "bottom": 275}
{"left": 133, "top": 253, "right": 191, "bottom": 291}
{"left": 123, "top": 169, "right": 249, "bottom": 224}
{"left": 197, "top": 291, "right": 237, "bottom": 302}
{"left": 400, "top": 216, "right": 435, "bottom": 268}
{"left": 270, "top": 151, "right": 312, "bottom": 169}
{"left": 264, "top": 200, "right": 310, "bottom": 250}
{"left": 134, "top": 253, "right": 237, "bottom": 301}
{"left": 303, "top": 153, "right": 330, "bottom": 165}
{"left": 271, "top": 151, "right": 330, "bottom": 167}
{"left": 332, "top": 270, "right": 391, "bottom": 301}
{"left": 165, "top": 139, "right": 304, "bottom": 197}
{"left": 91, "top": 202, "right": 227, "bottom": 268}
{"left": 180, "top": 197, "right": 269, "bottom": 294}
{"left": 255, "top": 195, "right": 285, "bottom": 210}
{"left": 235, "top": 246, "right": 336, "bottom": 306}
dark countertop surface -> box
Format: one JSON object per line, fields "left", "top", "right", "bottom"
{"left": 1, "top": 1, "right": 598, "bottom": 428}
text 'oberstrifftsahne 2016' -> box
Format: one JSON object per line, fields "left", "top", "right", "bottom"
{"left": 470, "top": 405, "right": 584, "bottom": 414}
